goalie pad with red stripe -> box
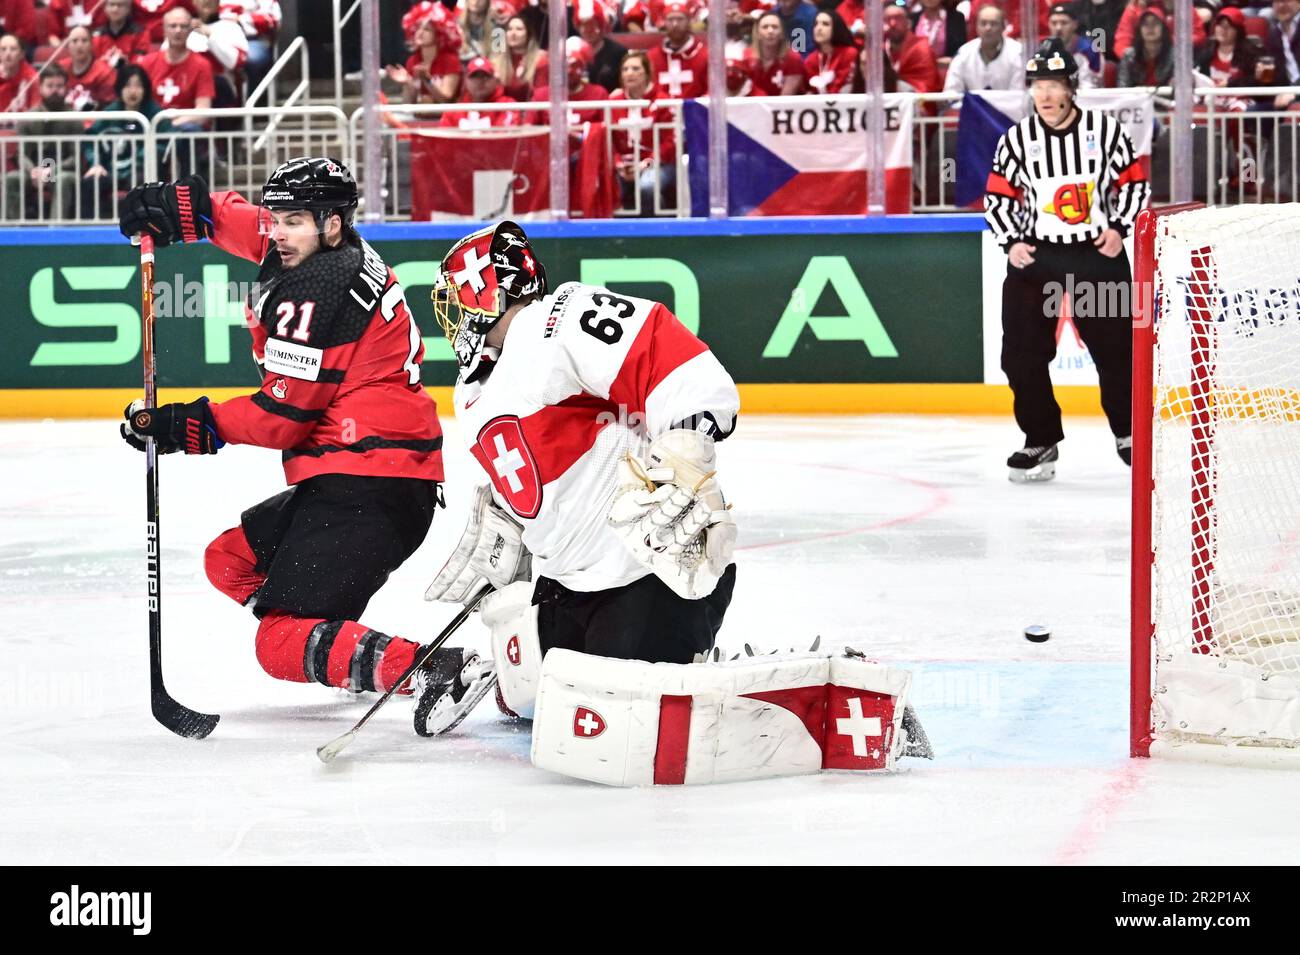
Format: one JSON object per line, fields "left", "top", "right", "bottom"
{"left": 530, "top": 649, "right": 922, "bottom": 786}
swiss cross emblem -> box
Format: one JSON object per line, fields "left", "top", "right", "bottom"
{"left": 473, "top": 416, "right": 542, "bottom": 519}
{"left": 156, "top": 77, "right": 181, "bottom": 105}
{"left": 506, "top": 635, "right": 521, "bottom": 666}
{"left": 822, "top": 686, "right": 894, "bottom": 770}
{"left": 573, "top": 706, "right": 606, "bottom": 738}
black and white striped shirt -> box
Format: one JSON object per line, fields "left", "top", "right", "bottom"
{"left": 984, "top": 107, "right": 1150, "bottom": 250}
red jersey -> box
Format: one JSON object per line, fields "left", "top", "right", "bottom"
{"left": 438, "top": 88, "right": 519, "bottom": 129}
{"left": 888, "top": 32, "right": 940, "bottom": 94}
{"left": 0, "top": 61, "right": 39, "bottom": 113}
{"left": 93, "top": 23, "right": 155, "bottom": 68}
{"left": 805, "top": 45, "right": 857, "bottom": 94}
{"left": 138, "top": 49, "right": 216, "bottom": 109}
{"left": 405, "top": 48, "right": 462, "bottom": 100}
{"left": 45, "top": 1, "right": 108, "bottom": 40}
{"left": 60, "top": 56, "right": 119, "bottom": 110}
{"left": 753, "top": 49, "right": 806, "bottom": 95}
{"left": 530, "top": 81, "right": 610, "bottom": 125}
{"left": 647, "top": 35, "right": 709, "bottom": 99}
{"left": 0, "top": 0, "right": 37, "bottom": 47}
{"left": 609, "top": 88, "right": 675, "bottom": 165}
{"left": 206, "top": 190, "right": 444, "bottom": 485}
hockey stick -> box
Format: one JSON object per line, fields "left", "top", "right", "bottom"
{"left": 138, "top": 233, "right": 220, "bottom": 740}
{"left": 316, "top": 584, "right": 493, "bottom": 763}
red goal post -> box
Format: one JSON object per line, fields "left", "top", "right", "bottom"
{"left": 1131, "top": 202, "right": 1300, "bottom": 763}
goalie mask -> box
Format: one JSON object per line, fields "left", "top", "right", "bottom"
{"left": 432, "top": 221, "right": 548, "bottom": 382}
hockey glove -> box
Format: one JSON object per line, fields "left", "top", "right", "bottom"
{"left": 119, "top": 175, "right": 213, "bottom": 247}
{"left": 426, "top": 485, "right": 530, "bottom": 603}
{"left": 121, "top": 398, "right": 225, "bottom": 455}
{"left": 608, "top": 429, "right": 736, "bottom": 600}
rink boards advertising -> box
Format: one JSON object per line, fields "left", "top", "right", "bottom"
{"left": 0, "top": 216, "right": 1112, "bottom": 417}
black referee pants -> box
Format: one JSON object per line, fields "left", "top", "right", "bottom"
{"left": 1001, "top": 240, "right": 1133, "bottom": 448}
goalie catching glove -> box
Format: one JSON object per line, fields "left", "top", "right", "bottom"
{"left": 607, "top": 429, "right": 735, "bottom": 600}
{"left": 425, "top": 484, "right": 531, "bottom": 603}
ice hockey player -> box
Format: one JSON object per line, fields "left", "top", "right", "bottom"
{"left": 424, "top": 220, "right": 740, "bottom": 722}
{"left": 117, "top": 159, "right": 494, "bottom": 736}
{"left": 985, "top": 37, "right": 1149, "bottom": 483}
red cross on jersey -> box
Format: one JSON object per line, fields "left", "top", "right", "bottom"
{"left": 138, "top": 50, "right": 216, "bottom": 110}
{"left": 647, "top": 36, "right": 709, "bottom": 99}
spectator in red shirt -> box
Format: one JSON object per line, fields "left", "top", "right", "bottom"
{"left": 647, "top": 1, "right": 710, "bottom": 98}
{"left": 0, "top": 32, "right": 38, "bottom": 112}
{"left": 531, "top": 38, "right": 611, "bottom": 125}
{"left": 439, "top": 55, "right": 519, "bottom": 129}
{"left": 1113, "top": 0, "right": 1166, "bottom": 61}
{"left": 134, "top": 0, "right": 196, "bottom": 44}
{"left": 138, "top": 6, "right": 215, "bottom": 126}
{"left": 1194, "top": 7, "right": 1257, "bottom": 89}
{"left": 492, "top": 14, "right": 542, "bottom": 102}
{"left": 45, "top": 1, "right": 109, "bottom": 45}
{"left": 725, "top": 41, "right": 765, "bottom": 96}
{"left": 966, "top": 0, "right": 1050, "bottom": 43}
{"left": 387, "top": 1, "right": 463, "bottom": 105}
{"left": 805, "top": 9, "right": 857, "bottom": 94}
{"left": 0, "top": 0, "right": 37, "bottom": 49}
{"left": 59, "top": 25, "right": 118, "bottom": 110}
{"left": 885, "top": 2, "right": 941, "bottom": 93}
{"left": 94, "top": 0, "right": 154, "bottom": 69}
{"left": 752, "top": 10, "right": 806, "bottom": 94}
{"left": 610, "top": 50, "right": 677, "bottom": 214}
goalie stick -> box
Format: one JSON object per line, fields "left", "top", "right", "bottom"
{"left": 317, "top": 584, "right": 493, "bottom": 763}
{"left": 137, "top": 233, "right": 220, "bottom": 740}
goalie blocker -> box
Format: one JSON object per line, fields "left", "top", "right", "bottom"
{"left": 531, "top": 648, "right": 931, "bottom": 786}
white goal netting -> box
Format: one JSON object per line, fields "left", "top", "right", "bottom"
{"left": 1149, "top": 203, "right": 1300, "bottom": 747}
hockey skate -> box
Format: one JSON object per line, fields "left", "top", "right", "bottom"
{"left": 1007, "top": 444, "right": 1058, "bottom": 483}
{"left": 1116, "top": 435, "right": 1132, "bottom": 467}
{"left": 413, "top": 648, "right": 498, "bottom": 737}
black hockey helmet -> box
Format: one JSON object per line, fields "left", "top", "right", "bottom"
{"left": 260, "top": 156, "right": 359, "bottom": 235}
{"left": 433, "top": 221, "right": 548, "bottom": 381}
{"left": 1025, "top": 37, "right": 1079, "bottom": 89}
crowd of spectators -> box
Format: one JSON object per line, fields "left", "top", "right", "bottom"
{"left": 1, "top": 1, "right": 280, "bottom": 217}
{"left": 364, "top": 0, "right": 1299, "bottom": 103}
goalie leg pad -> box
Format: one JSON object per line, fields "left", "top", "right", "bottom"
{"left": 530, "top": 648, "right": 918, "bottom": 786}
{"left": 483, "top": 581, "right": 543, "bottom": 719}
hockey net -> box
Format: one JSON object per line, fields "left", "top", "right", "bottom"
{"left": 1132, "top": 203, "right": 1300, "bottom": 758}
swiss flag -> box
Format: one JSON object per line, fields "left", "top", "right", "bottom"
{"left": 821, "top": 685, "right": 895, "bottom": 771}
{"left": 506, "top": 635, "right": 521, "bottom": 666}
{"left": 472, "top": 416, "right": 543, "bottom": 519}
{"left": 573, "top": 706, "right": 607, "bottom": 738}
{"left": 408, "top": 124, "right": 618, "bottom": 220}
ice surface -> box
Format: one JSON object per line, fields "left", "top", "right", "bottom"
{"left": 2, "top": 415, "right": 1297, "bottom": 864}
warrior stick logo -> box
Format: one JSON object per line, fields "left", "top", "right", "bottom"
{"left": 49, "top": 885, "right": 152, "bottom": 935}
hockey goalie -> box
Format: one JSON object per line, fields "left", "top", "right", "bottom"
{"left": 424, "top": 221, "right": 931, "bottom": 785}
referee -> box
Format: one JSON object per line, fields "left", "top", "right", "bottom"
{"left": 985, "top": 38, "right": 1150, "bottom": 483}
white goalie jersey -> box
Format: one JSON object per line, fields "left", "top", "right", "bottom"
{"left": 453, "top": 281, "right": 739, "bottom": 592}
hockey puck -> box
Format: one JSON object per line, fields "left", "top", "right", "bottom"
{"left": 1024, "top": 625, "right": 1051, "bottom": 643}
